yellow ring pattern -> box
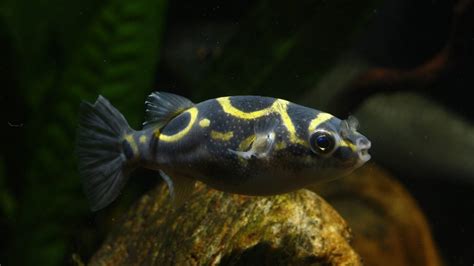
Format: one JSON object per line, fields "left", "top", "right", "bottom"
{"left": 308, "top": 113, "right": 333, "bottom": 133}
{"left": 217, "top": 97, "right": 307, "bottom": 146}
{"left": 158, "top": 107, "right": 198, "bottom": 142}
{"left": 216, "top": 97, "right": 271, "bottom": 119}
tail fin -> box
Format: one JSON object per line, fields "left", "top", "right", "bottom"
{"left": 76, "top": 95, "right": 135, "bottom": 211}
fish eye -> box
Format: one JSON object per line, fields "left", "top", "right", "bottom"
{"left": 310, "top": 130, "right": 336, "bottom": 155}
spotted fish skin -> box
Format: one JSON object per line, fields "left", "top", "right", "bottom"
{"left": 136, "top": 96, "right": 361, "bottom": 195}
{"left": 77, "top": 93, "right": 371, "bottom": 211}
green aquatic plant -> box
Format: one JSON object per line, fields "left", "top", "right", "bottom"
{"left": 2, "top": 0, "right": 167, "bottom": 265}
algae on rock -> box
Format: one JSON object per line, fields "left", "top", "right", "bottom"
{"left": 90, "top": 183, "right": 361, "bottom": 265}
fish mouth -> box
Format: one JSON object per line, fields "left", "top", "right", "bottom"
{"left": 356, "top": 139, "right": 371, "bottom": 163}
{"left": 357, "top": 148, "right": 371, "bottom": 162}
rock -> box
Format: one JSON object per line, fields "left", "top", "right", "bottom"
{"left": 355, "top": 92, "right": 474, "bottom": 185}
{"left": 310, "top": 164, "right": 442, "bottom": 266}
{"left": 90, "top": 183, "right": 361, "bottom": 265}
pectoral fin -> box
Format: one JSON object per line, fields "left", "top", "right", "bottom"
{"left": 159, "top": 170, "right": 195, "bottom": 208}
{"left": 229, "top": 115, "right": 280, "bottom": 159}
{"left": 254, "top": 113, "right": 280, "bottom": 135}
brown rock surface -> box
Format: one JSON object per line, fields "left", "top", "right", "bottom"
{"left": 90, "top": 183, "right": 361, "bottom": 265}
{"left": 311, "top": 163, "right": 442, "bottom": 266}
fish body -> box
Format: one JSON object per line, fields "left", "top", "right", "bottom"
{"left": 77, "top": 92, "right": 371, "bottom": 211}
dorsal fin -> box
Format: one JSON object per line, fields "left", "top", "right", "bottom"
{"left": 143, "top": 91, "right": 194, "bottom": 129}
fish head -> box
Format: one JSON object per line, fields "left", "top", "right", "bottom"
{"left": 306, "top": 115, "right": 371, "bottom": 180}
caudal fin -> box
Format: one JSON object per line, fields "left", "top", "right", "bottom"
{"left": 76, "top": 96, "right": 135, "bottom": 211}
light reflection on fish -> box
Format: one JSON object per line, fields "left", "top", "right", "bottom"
{"left": 76, "top": 92, "right": 371, "bottom": 211}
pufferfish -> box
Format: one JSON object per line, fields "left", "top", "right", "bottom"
{"left": 77, "top": 92, "right": 371, "bottom": 211}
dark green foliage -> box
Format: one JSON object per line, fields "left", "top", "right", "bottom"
{"left": 1, "top": 0, "right": 167, "bottom": 265}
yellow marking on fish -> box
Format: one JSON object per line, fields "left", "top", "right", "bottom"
{"left": 153, "top": 129, "right": 160, "bottom": 139}
{"left": 272, "top": 100, "right": 307, "bottom": 146}
{"left": 217, "top": 97, "right": 306, "bottom": 146}
{"left": 199, "top": 118, "right": 210, "bottom": 128}
{"left": 210, "top": 130, "right": 234, "bottom": 141}
{"left": 159, "top": 107, "right": 198, "bottom": 142}
{"left": 340, "top": 140, "right": 357, "bottom": 151}
{"left": 139, "top": 135, "right": 147, "bottom": 144}
{"left": 308, "top": 113, "right": 333, "bottom": 133}
{"left": 124, "top": 134, "right": 138, "bottom": 155}
{"left": 217, "top": 97, "right": 271, "bottom": 119}
{"left": 275, "top": 141, "right": 287, "bottom": 150}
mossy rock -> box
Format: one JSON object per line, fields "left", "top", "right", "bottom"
{"left": 90, "top": 183, "right": 361, "bottom": 265}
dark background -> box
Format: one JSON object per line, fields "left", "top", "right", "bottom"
{"left": 1, "top": 0, "right": 472, "bottom": 265}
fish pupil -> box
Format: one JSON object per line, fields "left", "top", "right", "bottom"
{"left": 316, "top": 135, "right": 330, "bottom": 150}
